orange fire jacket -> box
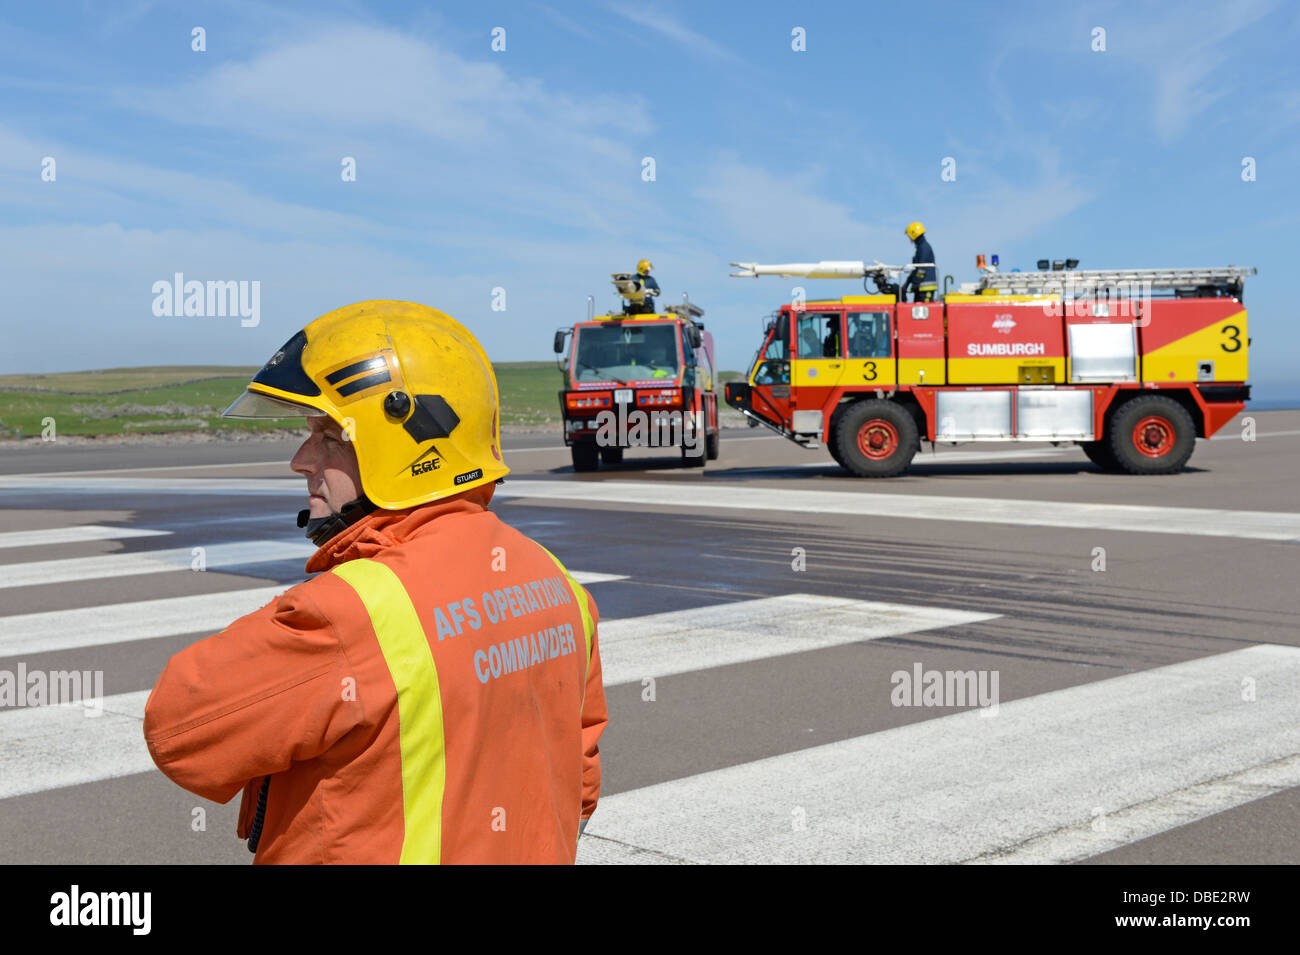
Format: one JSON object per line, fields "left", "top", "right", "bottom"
{"left": 143, "top": 483, "right": 607, "bottom": 864}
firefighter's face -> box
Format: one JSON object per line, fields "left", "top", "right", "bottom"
{"left": 291, "top": 416, "right": 363, "bottom": 518}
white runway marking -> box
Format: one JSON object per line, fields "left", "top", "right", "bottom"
{"left": 0, "top": 590, "right": 985, "bottom": 797}
{"left": 598, "top": 594, "right": 998, "bottom": 686}
{"left": 6, "top": 474, "right": 1299, "bottom": 540}
{"left": 496, "top": 479, "right": 1300, "bottom": 542}
{"left": 571, "top": 572, "right": 628, "bottom": 586}
{"left": 0, "top": 572, "right": 624, "bottom": 657}
{"left": 0, "top": 540, "right": 316, "bottom": 590}
{"left": 0, "top": 525, "right": 168, "bottom": 550}
{"left": 0, "top": 691, "right": 152, "bottom": 800}
{"left": 1210, "top": 428, "right": 1300, "bottom": 440}
{"left": 0, "top": 587, "right": 287, "bottom": 657}
{"left": 0, "top": 476, "right": 301, "bottom": 496}
{"left": 577, "top": 644, "right": 1300, "bottom": 864}
{"left": 967, "top": 753, "right": 1300, "bottom": 864}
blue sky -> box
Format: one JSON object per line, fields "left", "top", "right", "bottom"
{"left": 2, "top": 0, "right": 1298, "bottom": 400}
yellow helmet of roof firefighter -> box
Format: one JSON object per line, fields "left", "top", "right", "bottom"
{"left": 905, "top": 221, "right": 926, "bottom": 241}
{"left": 636, "top": 258, "right": 653, "bottom": 275}
{"left": 223, "top": 300, "right": 508, "bottom": 510}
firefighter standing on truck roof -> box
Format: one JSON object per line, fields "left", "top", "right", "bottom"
{"left": 626, "top": 258, "right": 660, "bottom": 314}
{"left": 142, "top": 300, "right": 608, "bottom": 864}
{"left": 903, "top": 221, "right": 937, "bottom": 302}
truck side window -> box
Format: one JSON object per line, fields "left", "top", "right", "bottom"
{"left": 763, "top": 317, "right": 790, "bottom": 360}
{"left": 847, "top": 311, "right": 891, "bottom": 358}
{"left": 796, "top": 313, "right": 841, "bottom": 359}
{"left": 754, "top": 361, "right": 790, "bottom": 386}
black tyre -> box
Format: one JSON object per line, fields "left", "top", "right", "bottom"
{"left": 571, "top": 442, "right": 599, "bottom": 472}
{"left": 827, "top": 408, "right": 847, "bottom": 469}
{"left": 681, "top": 442, "right": 706, "bottom": 467}
{"left": 1080, "top": 440, "right": 1120, "bottom": 471}
{"left": 705, "top": 430, "right": 719, "bottom": 460}
{"left": 599, "top": 446, "right": 623, "bottom": 465}
{"left": 834, "top": 400, "right": 918, "bottom": 477}
{"left": 1108, "top": 395, "right": 1196, "bottom": 475}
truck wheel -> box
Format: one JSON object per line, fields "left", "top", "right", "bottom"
{"left": 571, "top": 442, "right": 599, "bottom": 472}
{"left": 706, "top": 430, "right": 719, "bottom": 460}
{"left": 599, "top": 446, "right": 623, "bottom": 465}
{"left": 835, "top": 400, "right": 918, "bottom": 477}
{"left": 1080, "top": 440, "right": 1119, "bottom": 471}
{"left": 1108, "top": 396, "right": 1196, "bottom": 475}
{"left": 827, "top": 408, "right": 847, "bottom": 469}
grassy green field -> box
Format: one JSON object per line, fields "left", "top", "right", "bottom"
{"left": 0, "top": 363, "right": 743, "bottom": 438}
{"left": 0, "top": 363, "right": 570, "bottom": 437}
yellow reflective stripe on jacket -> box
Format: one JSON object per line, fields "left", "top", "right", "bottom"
{"left": 538, "top": 546, "right": 594, "bottom": 680}
{"left": 333, "top": 558, "right": 446, "bottom": 865}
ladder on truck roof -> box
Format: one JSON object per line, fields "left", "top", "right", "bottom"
{"left": 974, "top": 266, "right": 1256, "bottom": 297}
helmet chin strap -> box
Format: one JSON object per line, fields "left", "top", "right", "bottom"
{"left": 296, "top": 494, "right": 378, "bottom": 547}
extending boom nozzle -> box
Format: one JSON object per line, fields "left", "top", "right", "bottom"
{"left": 729, "top": 261, "right": 871, "bottom": 280}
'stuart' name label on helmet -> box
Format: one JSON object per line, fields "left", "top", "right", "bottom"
{"left": 454, "top": 468, "right": 484, "bottom": 486}
{"left": 410, "top": 458, "right": 441, "bottom": 476}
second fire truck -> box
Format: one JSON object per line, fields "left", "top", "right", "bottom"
{"left": 554, "top": 282, "right": 720, "bottom": 471}
{"left": 724, "top": 258, "right": 1254, "bottom": 476}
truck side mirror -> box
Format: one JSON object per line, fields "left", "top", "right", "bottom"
{"left": 688, "top": 326, "right": 703, "bottom": 349}
{"left": 553, "top": 331, "right": 566, "bottom": 354}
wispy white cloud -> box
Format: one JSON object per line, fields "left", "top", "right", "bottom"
{"left": 0, "top": 124, "right": 398, "bottom": 242}
{"left": 106, "top": 24, "right": 659, "bottom": 237}
{"left": 125, "top": 25, "right": 646, "bottom": 145}
{"left": 1086, "top": 0, "right": 1276, "bottom": 142}
{"left": 606, "top": 3, "right": 741, "bottom": 64}
{"left": 694, "top": 155, "right": 1091, "bottom": 275}
{"left": 532, "top": 2, "right": 603, "bottom": 43}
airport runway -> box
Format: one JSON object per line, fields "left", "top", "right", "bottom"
{"left": 1, "top": 410, "right": 1297, "bottom": 864}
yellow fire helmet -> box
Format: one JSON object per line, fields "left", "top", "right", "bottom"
{"left": 905, "top": 221, "right": 926, "bottom": 241}
{"left": 223, "top": 300, "right": 509, "bottom": 511}
{"left": 636, "top": 258, "right": 653, "bottom": 275}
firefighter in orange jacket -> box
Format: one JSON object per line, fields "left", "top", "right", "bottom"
{"left": 143, "top": 301, "right": 608, "bottom": 864}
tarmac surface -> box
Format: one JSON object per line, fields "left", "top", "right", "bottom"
{"left": 1, "top": 410, "right": 1297, "bottom": 864}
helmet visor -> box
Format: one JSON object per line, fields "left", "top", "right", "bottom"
{"left": 222, "top": 389, "right": 329, "bottom": 419}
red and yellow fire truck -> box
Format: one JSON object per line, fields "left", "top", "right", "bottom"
{"left": 554, "top": 296, "right": 720, "bottom": 471}
{"left": 724, "top": 259, "right": 1254, "bottom": 476}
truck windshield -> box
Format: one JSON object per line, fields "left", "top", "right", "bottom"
{"left": 573, "top": 323, "right": 680, "bottom": 383}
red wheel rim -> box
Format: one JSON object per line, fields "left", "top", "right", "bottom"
{"left": 857, "top": 419, "right": 899, "bottom": 460}
{"left": 1132, "top": 415, "right": 1174, "bottom": 458}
